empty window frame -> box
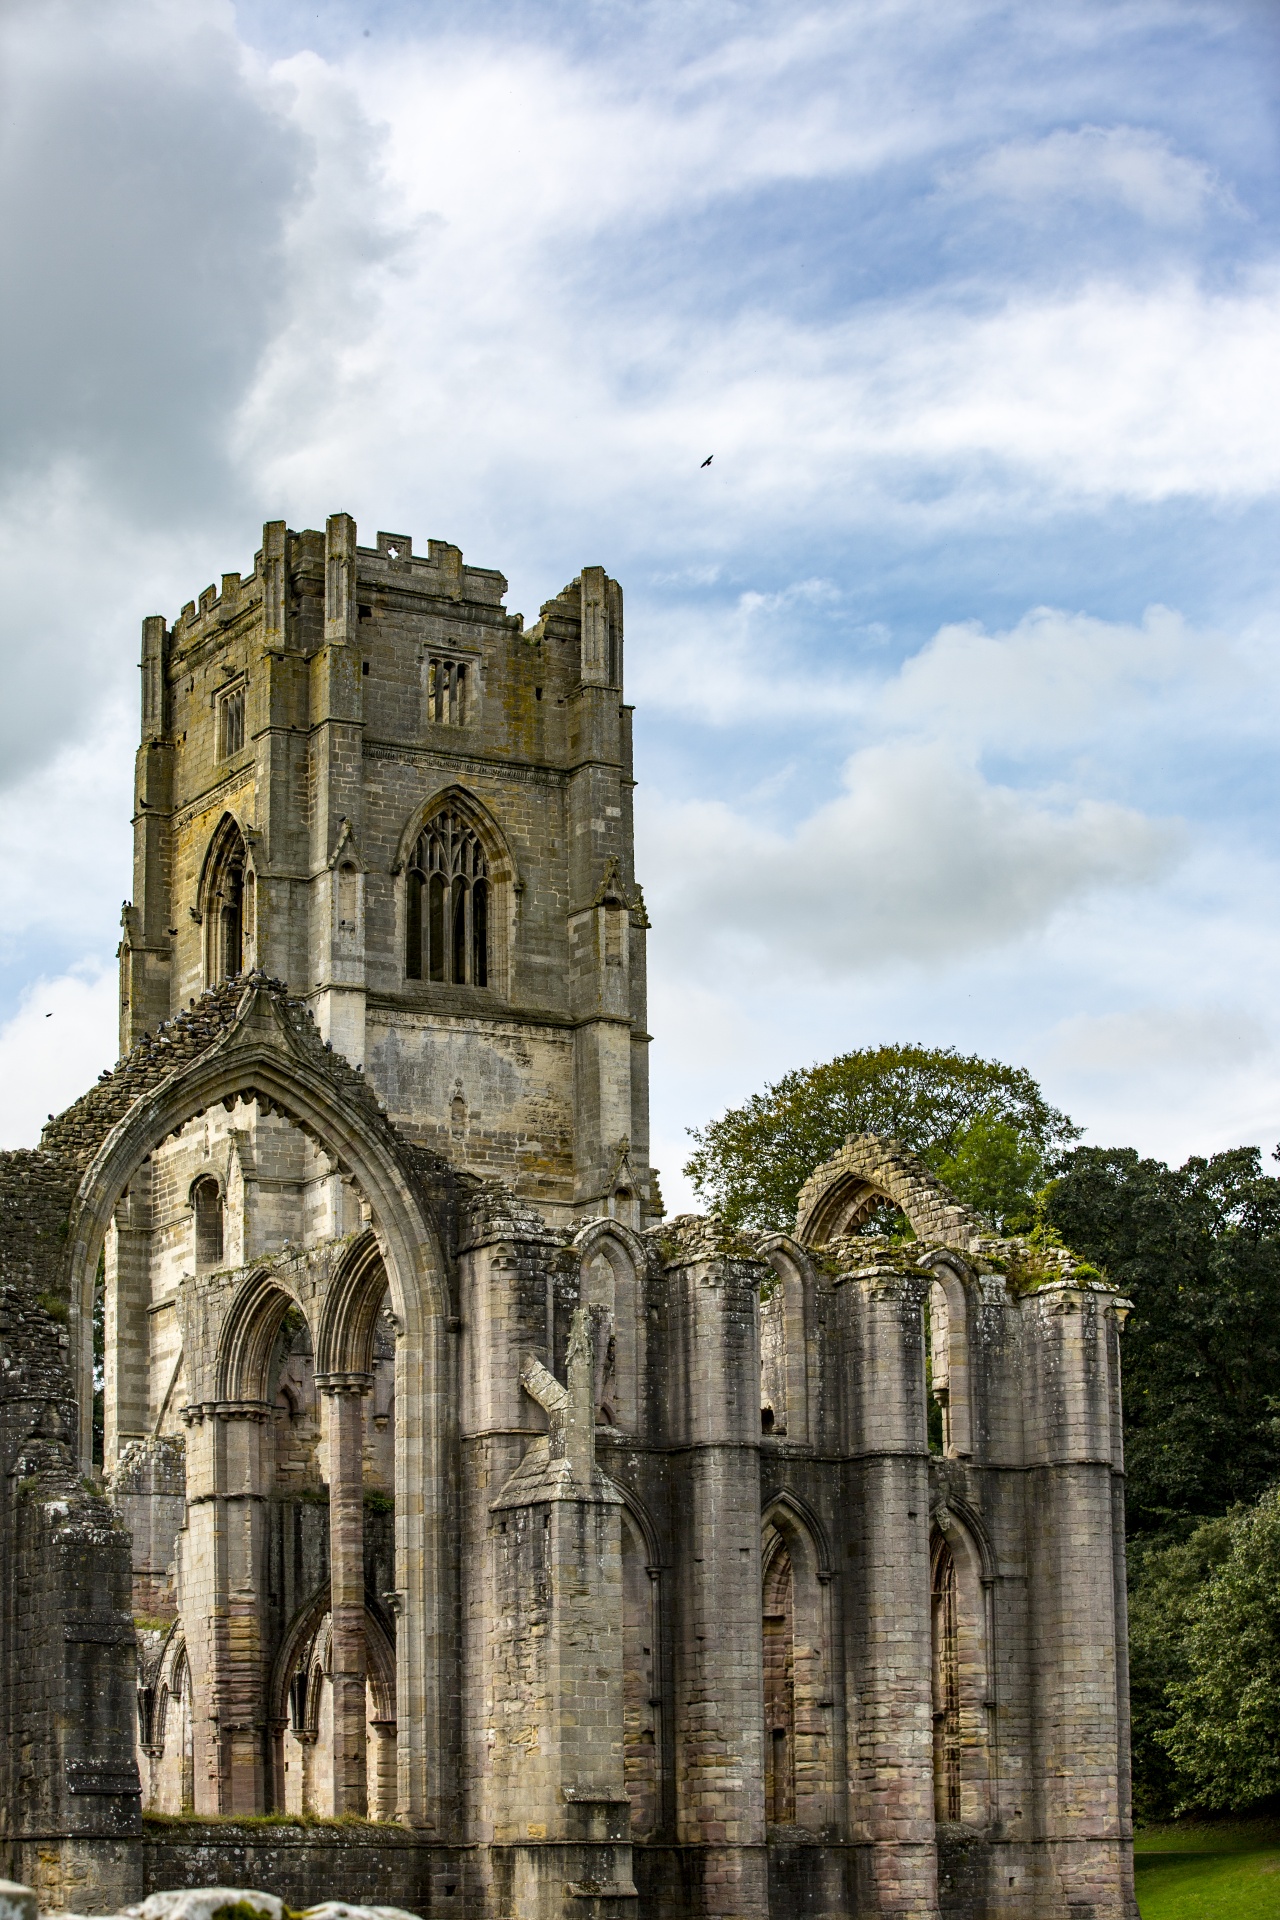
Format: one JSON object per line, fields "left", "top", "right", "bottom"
{"left": 219, "top": 684, "right": 245, "bottom": 759}
{"left": 192, "top": 1177, "right": 224, "bottom": 1270}
{"left": 932, "top": 1539, "right": 962, "bottom": 1823}
{"left": 425, "top": 656, "right": 469, "bottom": 727}
{"left": 406, "top": 810, "right": 488, "bottom": 986}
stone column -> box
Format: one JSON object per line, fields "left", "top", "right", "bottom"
{"left": 370, "top": 1717, "right": 398, "bottom": 1820}
{"left": 662, "top": 1227, "right": 769, "bottom": 1920}
{"left": 102, "top": 1187, "right": 151, "bottom": 1471}
{"left": 1023, "top": 1286, "right": 1132, "bottom": 1918}
{"left": 320, "top": 1372, "right": 371, "bottom": 1816}
{"left": 177, "top": 1401, "right": 272, "bottom": 1814}
{"left": 841, "top": 1260, "right": 939, "bottom": 1920}
{"left": 486, "top": 1308, "right": 635, "bottom": 1920}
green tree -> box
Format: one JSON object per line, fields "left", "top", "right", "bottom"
{"left": 1162, "top": 1487, "right": 1280, "bottom": 1811}
{"left": 1126, "top": 1517, "right": 1234, "bottom": 1819}
{"left": 1045, "top": 1146, "right": 1280, "bottom": 1538}
{"left": 684, "top": 1043, "right": 1077, "bottom": 1234}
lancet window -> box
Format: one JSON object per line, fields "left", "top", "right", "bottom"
{"left": 931, "top": 1538, "right": 962, "bottom": 1822}
{"left": 405, "top": 809, "right": 488, "bottom": 986}
{"left": 763, "top": 1538, "right": 796, "bottom": 1825}
{"left": 192, "top": 1177, "right": 224, "bottom": 1270}
{"left": 203, "top": 817, "right": 250, "bottom": 984}
{"left": 218, "top": 683, "right": 245, "bottom": 759}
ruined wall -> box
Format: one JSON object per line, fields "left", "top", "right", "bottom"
{"left": 0, "top": 1153, "right": 142, "bottom": 1914}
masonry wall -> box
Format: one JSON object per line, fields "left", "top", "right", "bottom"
{"left": 120, "top": 519, "right": 654, "bottom": 1228}
{"left": 0, "top": 1153, "right": 143, "bottom": 1915}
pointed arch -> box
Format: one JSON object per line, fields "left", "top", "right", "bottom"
{"left": 755, "top": 1235, "right": 817, "bottom": 1445}
{"left": 60, "top": 982, "right": 454, "bottom": 1832}
{"left": 922, "top": 1251, "right": 975, "bottom": 1458}
{"left": 762, "top": 1488, "right": 833, "bottom": 1580}
{"left": 572, "top": 1218, "right": 649, "bottom": 1431}
{"left": 795, "top": 1134, "right": 989, "bottom": 1251}
{"left": 146, "top": 1626, "right": 193, "bottom": 1813}
{"left": 269, "top": 1585, "right": 397, "bottom": 1731}
{"left": 316, "top": 1228, "right": 390, "bottom": 1379}
{"left": 198, "top": 813, "right": 254, "bottom": 985}
{"left": 216, "top": 1268, "right": 305, "bottom": 1403}
{"left": 619, "top": 1502, "right": 660, "bottom": 1840}
{"left": 394, "top": 785, "right": 519, "bottom": 996}
{"left": 190, "top": 1172, "right": 225, "bottom": 1271}
{"left": 929, "top": 1503, "right": 994, "bottom": 1830}
{"left": 761, "top": 1492, "right": 835, "bottom": 1832}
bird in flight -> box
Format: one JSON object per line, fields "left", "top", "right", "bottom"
{"left": 700, "top": 454, "right": 713, "bottom": 467}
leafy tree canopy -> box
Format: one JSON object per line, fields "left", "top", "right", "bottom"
{"left": 684, "top": 1042, "right": 1077, "bottom": 1235}
{"left": 1045, "top": 1145, "right": 1280, "bottom": 1539}
{"left": 1127, "top": 1517, "right": 1234, "bottom": 1819}
{"left": 1162, "top": 1487, "right": 1280, "bottom": 1812}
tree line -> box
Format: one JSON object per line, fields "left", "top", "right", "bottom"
{"left": 685, "top": 1044, "right": 1280, "bottom": 1819}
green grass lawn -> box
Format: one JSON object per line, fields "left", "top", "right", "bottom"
{"left": 1134, "top": 1818, "right": 1280, "bottom": 1919}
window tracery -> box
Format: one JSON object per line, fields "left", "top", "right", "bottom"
{"left": 405, "top": 808, "right": 488, "bottom": 986}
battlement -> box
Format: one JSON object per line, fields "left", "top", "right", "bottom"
{"left": 167, "top": 523, "right": 516, "bottom": 650}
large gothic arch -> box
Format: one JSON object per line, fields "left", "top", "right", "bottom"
{"left": 49, "top": 974, "right": 456, "bottom": 1830}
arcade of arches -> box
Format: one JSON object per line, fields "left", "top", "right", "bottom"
{"left": 0, "top": 962, "right": 1137, "bottom": 1920}
{"left": 0, "top": 522, "right": 1131, "bottom": 1917}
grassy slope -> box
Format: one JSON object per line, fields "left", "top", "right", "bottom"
{"left": 1134, "top": 1819, "right": 1280, "bottom": 1919}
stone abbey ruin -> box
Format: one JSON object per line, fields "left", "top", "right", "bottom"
{"left": 0, "top": 518, "right": 1135, "bottom": 1919}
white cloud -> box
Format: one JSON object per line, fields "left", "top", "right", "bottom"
{"left": 0, "top": 964, "right": 119, "bottom": 1150}
{"left": 1, "top": 0, "right": 1278, "bottom": 1187}
{"left": 948, "top": 125, "right": 1234, "bottom": 227}
{"left": 641, "top": 737, "right": 1182, "bottom": 979}
{"left": 0, "top": 704, "right": 134, "bottom": 959}
{"left": 628, "top": 582, "right": 871, "bottom": 728}
{"left": 879, "top": 602, "right": 1240, "bottom": 752}
{"left": 1047, "top": 1002, "right": 1267, "bottom": 1080}
{"left": 0, "top": 0, "right": 307, "bottom": 514}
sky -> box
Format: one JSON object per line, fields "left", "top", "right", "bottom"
{"left": 1, "top": 0, "right": 1279, "bottom": 1210}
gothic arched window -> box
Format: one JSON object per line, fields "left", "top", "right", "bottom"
{"left": 405, "top": 809, "right": 488, "bottom": 986}
{"left": 202, "top": 817, "right": 250, "bottom": 985}
{"left": 931, "top": 1537, "right": 962, "bottom": 1822}
{"left": 192, "top": 1177, "right": 224, "bottom": 1270}
{"left": 763, "top": 1535, "right": 796, "bottom": 1826}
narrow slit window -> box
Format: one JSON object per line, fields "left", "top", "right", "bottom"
{"left": 219, "top": 685, "right": 245, "bottom": 759}
{"left": 932, "top": 1540, "right": 962, "bottom": 1823}
{"left": 192, "top": 1177, "right": 224, "bottom": 1269}
{"left": 407, "top": 809, "right": 489, "bottom": 986}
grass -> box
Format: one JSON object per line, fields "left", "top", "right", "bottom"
{"left": 1135, "top": 1816, "right": 1280, "bottom": 1918}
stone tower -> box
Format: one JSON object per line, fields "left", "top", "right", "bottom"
{"left": 120, "top": 516, "right": 654, "bottom": 1228}
{"left": 0, "top": 519, "right": 1136, "bottom": 1920}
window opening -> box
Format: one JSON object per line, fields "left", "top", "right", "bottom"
{"left": 219, "top": 855, "right": 244, "bottom": 980}
{"left": 425, "top": 656, "right": 468, "bottom": 726}
{"left": 932, "top": 1540, "right": 962, "bottom": 1822}
{"left": 219, "top": 684, "right": 245, "bottom": 759}
{"left": 406, "top": 809, "right": 488, "bottom": 986}
{"left": 204, "top": 818, "right": 249, "bottom": 984}
{"left": 763, "top": 1540, "right": 795, "bottom": 1825}
{"left": 193, "top": 1178, "right": 224, "bottom": 1270}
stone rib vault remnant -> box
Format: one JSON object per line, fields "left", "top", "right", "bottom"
{"left": 0, "top": 518, "right": 1137, "bottom": 1920}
